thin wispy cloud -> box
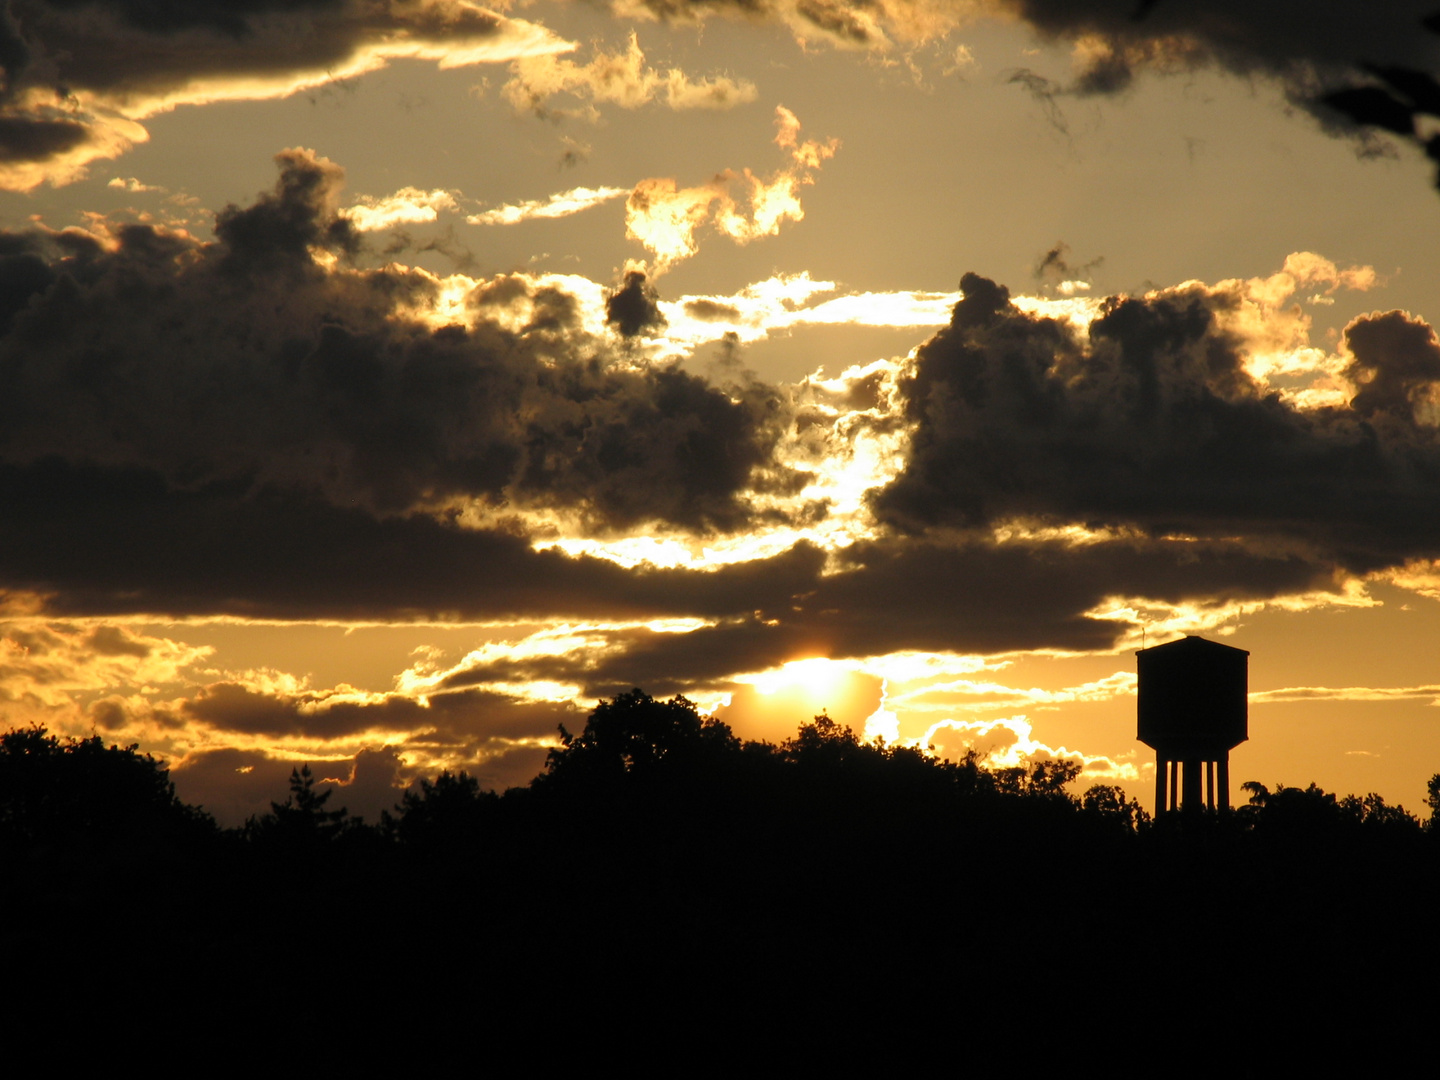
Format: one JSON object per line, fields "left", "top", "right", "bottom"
{"left": 1252, "top": 685, "right": 1440, "bottom": 705}
{"left": 503, "top": 32, "right": 758, "bottom": 119}
{"left": 107, "top": 177, "right": 166, "bottom": 194}
{"left": 467, "top": 186, "right": 629, "bottom": 226}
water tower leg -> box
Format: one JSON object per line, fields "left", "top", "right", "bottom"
{"left": 1182, "top": 757, "right": 1202, "bottom": 812}
{"left": 1206, "top": 760, "right": 1215, "bottom": 810}
{"left": 1156, "top": 755, "right": 1168, "bottom": 812}
{"left": 1218, "top": 754, "right": 1230, "bottom": 811}
{"left": 1170, "top": 759, "right": 1179, "bottom": 811}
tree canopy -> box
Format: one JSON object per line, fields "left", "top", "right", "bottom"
{"left": 0, "top": 725, "right": 213, "bottom": 852}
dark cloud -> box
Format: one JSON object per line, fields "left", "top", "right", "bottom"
{"left": 317, "top": 745, "right": 407, "bottom": 825}
{"left": 1, "top": 238, "right": 1377, "bottom": 659}
{"left": 1344, "top": 309, "right": 1440, "bottom": 420}
{"left": 1006, "top": 68, "right": 1069, "bottom": 136}
{"left": 632, "top": 0, "right": 1440, "bottom": 71}
{"left": 1033, "top": 240, "right": 1102, "bottom": 283}
{"left": 631, "top": 1, "right": 1440, "bottom": 147}
{"left": 165, "top": 688, "right": 578, "bottom": 821}
{"left": 998, "top": 3, "right": 1440, "bottom": 151}
{"left": 4, "top": 0, "right": 505, "bottom": 101}
{"left": 0, "top": 457, "right": 830, "bottom": 620}
{"left": 167, "top": 747, "right": 299, "bottom": 825}
{"left": 683, "top": 298, "right": 742, "bottom": 322}
{"left": 0, "top": 0, "right": 1432, "bottom": 182}
{"left": 180, "top": 681, "right": 575, "bottom": 745}
{"left": 0, "top": 113, "right": 92, "bottom": 162}
{"left": 1005, "top": 0, "right": 1440, "bottom": 82}
{"left": 0, "top": 0, "right": 528, "bottom": 178}
{"left": 605, "top": 270, "right": 667, "bottom": 338}
{"left": 0, "top": 150, "right": 791, "bottom": 539}
{"left": 85, "top": 624, "right": 150, "bottom": 657}
{"left": 32, "top": 0, "right": 349, "bottom": 38}
{"left": 213, "top": 147, "right": 358, "bottom": 273}
{"left": 435, "top": 533, "right": 1330, "bottom": 696}
{"left": 875, "top": 272, "right": 1440, "bottom": 574}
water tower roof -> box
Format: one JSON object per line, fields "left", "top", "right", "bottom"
{"left": 1137, "top": 634, "right": 1249, "bottom": 659}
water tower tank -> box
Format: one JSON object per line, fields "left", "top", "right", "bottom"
{"left": 1137, "top": 635, "right": 1248, "bottom": 812}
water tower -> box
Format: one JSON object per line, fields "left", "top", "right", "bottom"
{"left": 1137, "top": 636, "right": 1248, "bottom": 812}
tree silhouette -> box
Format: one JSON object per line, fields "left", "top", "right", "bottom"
{"left": 993, "top": 757, "right": 1083, "bottom": 801}
{"left": 1239, "top": 780, "right": 1420, "bottom": 841}
{"left": 383, "top": 770, "right": 498, "bottom": 848}
{"left": 538, "top": 687, "right": 740, "bottom": 790}
{"left": 1081, "top": 783, "right": 1150, "bottom": 832}
{"left": 0, "top": 725, "right": 213, "bottom": 852}
{"left": 245, "top": 764, "right": 352, "bottom": 847}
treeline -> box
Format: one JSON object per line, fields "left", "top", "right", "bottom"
{"left": 3, "top": 690, "right": 1438, "bottom": 1062}
{"left": 4, "top": 688, "right": 1437, "bottom": 856}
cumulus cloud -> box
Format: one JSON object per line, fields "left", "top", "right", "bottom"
{"left": 107, "top": 176, "right": 164, "bottom": 194}
{"left": 625, "top": 105, "right": 838, "bottom": 272}
{"left": 12, "top": 249, "right": 1428, "bottom": 804}
{"left": 1, "top": 222, "right": 1395, "bottom": 678}
{"left": 0, "top": 633, "right": 584, "bottom": 824}
{"left": 344, "top": 187, "right": 461, "bottom": 231}
{"left": 874, "top": 268, "right": 1440, "bottom": 575}
{"left": 1344, "top": 309, "right": 1440, "bottom": 421}
{"left": 1, "top": 160, "right": 1430, "bottom": 763}
{"left": 159, "top": 681, "right": 579, "bottom": 822}
{"left": 0, "top": 148, "right": 791, "bottom": 548}
{"left": 606, "top": 269, "right": 668, "bottom": 338}
{"left": 502, "top": 30, "right": 758, "bottom": 118}
{"left": 0, "top": 618, "right": 210, "bottom": 712}
{"left": 919, "top": 713, "right": 1139, "bottom": 782}
{"left": 0, "top": 0, "right": 572, "bottom": 188}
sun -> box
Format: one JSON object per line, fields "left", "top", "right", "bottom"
{"left": 717, "top": 657, "right": 885, "bottom": 743}
{"left": 745, "top": 657, "right": 851, "bottom": 700}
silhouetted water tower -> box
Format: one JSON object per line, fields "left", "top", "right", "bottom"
{"left": 1137, "top": 635, "right": 1248, "bottom": 812}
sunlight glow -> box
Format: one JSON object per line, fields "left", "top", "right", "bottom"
{"left": 738, "top": 657, "right": 851, "bottom": 698}
{"left": 861, "top": 679, "right": 900, "bottom": 744}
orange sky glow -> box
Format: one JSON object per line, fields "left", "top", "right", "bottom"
{"left": 3, "top": 0, "right": 1440, "bottom": 825}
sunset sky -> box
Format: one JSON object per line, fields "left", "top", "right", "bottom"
{"left": 4, "top": 0, "right": 1440, "bottom": 824}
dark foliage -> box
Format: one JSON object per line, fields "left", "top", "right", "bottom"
{"left": 539, "top": 687, "right": 741, "bottom": 787}
{"left": 0, "top": 724, "right": 214, "bottom": 853}
{"left": 1, "top": 704, "right": 1438, "bottom": 1064}
{"left": 381, "top": 769, "right": 498, "bottom": 849}
{"left": 243, "top": 763, "right": 356, "bottom": 851}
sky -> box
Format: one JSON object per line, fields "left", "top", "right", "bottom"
{"left": 3, "top": 0, "right": 1440, "bottom": 824}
